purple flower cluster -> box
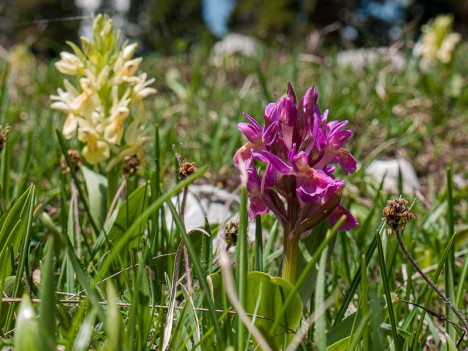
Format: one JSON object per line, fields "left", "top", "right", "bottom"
{"left": 234, "top": 83, "right": 358, "bottom": 238}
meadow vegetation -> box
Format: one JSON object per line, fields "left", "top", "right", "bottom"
{"left": 0, "top": 14, "right": 467, "bottom": 350}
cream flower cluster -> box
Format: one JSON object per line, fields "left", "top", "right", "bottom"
{"left": 417, "top": 15, "right": 461, "bottom": 71}
{"left": 51, "top": 14, "right": 156, "bottom": 170}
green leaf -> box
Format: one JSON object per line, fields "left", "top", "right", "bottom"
{"left": 208, "top": 272, "right": 225, "bottom": 311}
{"left": 14, "top": 295, "right": 41, "bottom": 351}
{"left": 94, "top": 184, "right": 149, "bottom": 253}
{"left": 236, "top": 185, "right": 248, "bottom": 350}
{"left": 200, "top": 218, "right": 213, "bottom": 277}
{"left": 38, "top": 236, "right": 57, "bottom": 350}
{"left": 104, "top": 282, "right": 124, "bottom": 351}
{"left": 71, "top": 311, "right": 96, "bottom": 351}
{"left": 0, "top": 185, "right": 34, "bottom": 276}
{"left": 315, "top": 245, "right": 329, "bottom": 351}
{"left": 245, "top": 272, "right": 302, "bottom": 350}
{"left": 82, "top": 166, "right": 108, "bottom": 226}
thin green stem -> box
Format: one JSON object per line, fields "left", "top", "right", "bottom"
{"left": 395, "top": 228, "right": 468, "bottom": 333}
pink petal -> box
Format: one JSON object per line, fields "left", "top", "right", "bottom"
{"left": 330, "top": 205, "right": 359, "bottom": 231}
{"left": 336, "top": 149, "right": 357, "bottom": 174}
{"left": 264, "top": 103, "right": 277, "bottom": 121}
{"left": 262, "top": 151, "right": 293, "bottom": 175}
{"left": 238, "top": 122, "right": 261, "bottom": 143}
{"left": 262, "top": 121, "right": 278, "bottom": 146}
{"left": 330, "top": 130, "right": 351, "bottom": 149}
{"left": 249, "top": 196, "right": 269, "bottom": 220}
{"left": 296, "top": 169, "right": 336, "bottom": 203}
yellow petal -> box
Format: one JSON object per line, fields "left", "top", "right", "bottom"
{"left": 63, "top": 114, "right": 78, "bottom": 138}
{"left": 82, "top": 139, "right": 110, "bottom": 164}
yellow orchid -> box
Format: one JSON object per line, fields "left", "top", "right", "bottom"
{"left": 51, "top": 14, "right": 156, "bottom": 167}
{"left": 418, "top": 14, "right": 461, "bottom": 71}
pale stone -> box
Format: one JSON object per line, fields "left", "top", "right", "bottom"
{"left": 212, "top": 33, "right": 259, "bottom": 58}
{"left": 365, "top": 159, "right": 420, "bottom": 194}
{"left": 165, "top": 184, "right": 258, "bottom": 249}
{"left": 337, "top": 48, "right": 406, "bottom": 72}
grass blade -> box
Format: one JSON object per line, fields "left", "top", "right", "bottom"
{"left": 255, "top": 215, "right": 263, "bottom": 272}
{"left": 445, "top": 165, "right": 456, "bottom": 340}
{"left": 315, "top": 245, "right": 329, "bottom": 351}
{"left": 333, "top": 225, "right": 381, "bottom": 326}
{"left": 38, "top": 236, "right": 57, "bottom": 350}
{"left": 98, "top": 166, "right": 208, "bottom": 278}
{"left": 236, "top": 185, "right": 249, "bottom": 350}
{"left": 376, "top": 232, "right": 401, "bottom": 351}
{"left": 167, "top": 198, "right": 225, "bottom": 348}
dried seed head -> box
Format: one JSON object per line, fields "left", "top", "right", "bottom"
{"left": 0, "top": 125, "right": 11, "bottom": 152}
{"left": 178, "top": 159, "right": 197, "bottom": 179}
{"left": 61, "top": 150, "right": 82, "bottom": 174}
{"left": 382, "top": 198, "right": 416, "bottom": 235}
{"left": 122, "top": 154, "right": 140, "bottom": 178}
{"left": 224, "top": 221, "right": 239, "bottom": 247}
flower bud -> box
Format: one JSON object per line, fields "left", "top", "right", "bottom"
{"left": 55, "top": 52, "right": 83, "bottom": 75}
{"left": 123, "top": 43, "right": 138, "bottom": 60}
{"left": 123, "top": 58, "right": 143, "bottom": 77}
{"left": 80, "top": 36, "right": 92, "bottom": 54}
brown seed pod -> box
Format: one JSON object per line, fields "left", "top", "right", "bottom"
{"left": 178, "top": 159, "right": 197, "bottom": 179}
{"left": 382, "top": 198, "right": 416, "bottom": 235}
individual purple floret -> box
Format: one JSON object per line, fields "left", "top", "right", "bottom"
{"left": 234, "top": 82, "right": 358, "bottom": 238}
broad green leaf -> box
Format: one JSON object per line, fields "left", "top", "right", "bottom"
{"left": 200, "top": 218, "right": 213, "bottom": 277}
{"left": 94, "top": 184, "right": 149, "bottom": 252}
{"left": 107, "top": 184, "right": 149, "bottom": 242}
{"left": 208, "top": 272, "right": 225, "bottom": 311}
{"left": 82, "top": 166, "right": 107, "bottom": 225}
{"left": 245, "top": 271, "right": 302, "bottom": 350}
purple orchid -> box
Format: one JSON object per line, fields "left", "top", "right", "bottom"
{"left": 234, "top": 82, "right": 358, "bottom": 238}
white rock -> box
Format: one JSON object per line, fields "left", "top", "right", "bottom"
{"left": 211, "top": 33, "right": 259, "bottom": 58}
{"left": 165, "top": 184, "right": 258, "bottom": 249}
{"left": 337, "top": 48, "right": 406, "bottom": 72}
{"left": 365, "top": 159, "right": 420, "bottom": 194}
{"left": 453, "top": 174, "right": 467, "bottom": 189}
{"left": 166, "top": 184, "right": 239, "bottom": 230}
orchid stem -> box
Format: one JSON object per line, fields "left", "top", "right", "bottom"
{"left": 282, "top": 230, "right": 299, "bottom": 285}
